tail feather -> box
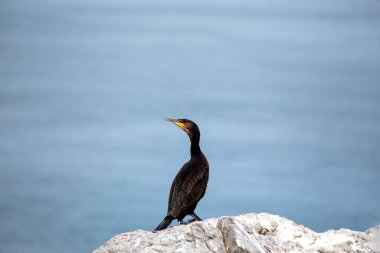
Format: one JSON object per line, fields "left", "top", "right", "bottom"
{"left": 153, "top": 216, "right": 173, "bottom": 232}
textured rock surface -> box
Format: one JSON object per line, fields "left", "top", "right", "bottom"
{"left": 93, "top": 213, "right": 380, "bottom": 253}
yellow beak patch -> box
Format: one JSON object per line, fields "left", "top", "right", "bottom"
{"left": 175, "top": 122, "right": 185, "bottom": 128}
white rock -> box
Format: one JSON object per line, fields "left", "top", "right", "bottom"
{"left": 93, "top": 213, "right": 380, "bottom": 253}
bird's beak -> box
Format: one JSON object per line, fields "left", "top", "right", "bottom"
{"left": 164, "top": 117, "right": 185, "bottom": 129}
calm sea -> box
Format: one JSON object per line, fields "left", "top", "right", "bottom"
{"left": 1, "top": 0, "right": 380, "bottom": 252}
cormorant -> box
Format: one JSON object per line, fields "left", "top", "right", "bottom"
{"left": 153, "top": 118, "right": 209, "bottom": 232}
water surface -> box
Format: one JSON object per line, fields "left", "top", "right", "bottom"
{"left": 1, "top": 0, "right": 380, "bottom": 252}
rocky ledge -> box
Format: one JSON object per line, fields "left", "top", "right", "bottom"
{"left": 93, "top": 213, "right": 380, "bottom": 253}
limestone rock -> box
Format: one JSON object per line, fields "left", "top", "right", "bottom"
{"left": 93, "top": 213, "right": 380, "bottom": 253}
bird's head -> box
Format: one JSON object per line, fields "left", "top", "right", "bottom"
{"left": 164, "top": 118, "right": 200, "bottom": 140}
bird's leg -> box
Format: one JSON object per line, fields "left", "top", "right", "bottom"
{"left": 186, "top": 218, "right": 196, "bottom": 223}
{"left": 190, "top": 212, "right": 202, "bottom": 221}
{"left": 179, "top": 213, "right": 203, "bottom": 226}
{"left": 180, "top": 219, "right": 193, "bottom": 225}
{"left": 184, "top": 212, "right": 203, "bottom": 224}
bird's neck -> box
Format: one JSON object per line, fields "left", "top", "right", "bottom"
{"left": 190, "top": 131, "right": 201, "bottom": 157}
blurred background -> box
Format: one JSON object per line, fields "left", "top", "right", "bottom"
{"left": 1, "top": 0, "right": 380, "bottom": 252}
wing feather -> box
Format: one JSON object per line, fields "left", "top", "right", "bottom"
{"left": 167, "top": 155, "right": 209, "bottom": 218}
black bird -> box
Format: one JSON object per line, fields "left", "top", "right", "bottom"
{"left": 153, "top": 118, "right": 209, "bottom": 232}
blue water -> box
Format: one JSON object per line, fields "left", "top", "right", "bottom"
{"left": 1, "top": 0, "right": 380, "bottom": 252}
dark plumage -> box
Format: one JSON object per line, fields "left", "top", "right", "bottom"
{"left": 153, "top": 118, "right": 209, "bottom": 232}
